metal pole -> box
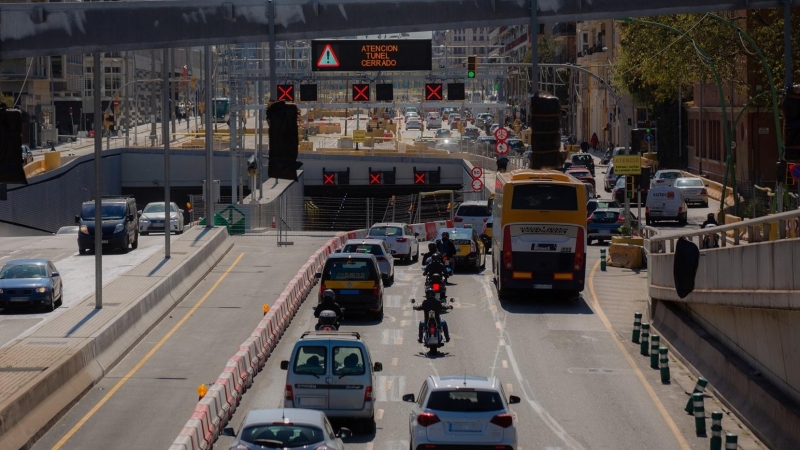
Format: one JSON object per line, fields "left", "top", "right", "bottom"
{"left": 170, "top": 48, "right": 177, "bottom": 142}
{"left": 779, "top": 1, "right": 792, "bottom": 214}
{"left": 231, "top": 109, "right": 238, "bottom": 204}
{"left": 150, "top": 50, "right": 157, "bottom": 146}
{"left": 700, "top": 81, "right": 704, "bottom": 174}
{"left": 678, "top": 84, "right": 682, "bottom": 162}
{"left": 93, "top": 52, "right": 103, "bottom": 309}
{"left": 133, "top": 51, "right": 139, "bottom": 146}
{"left": 163, "top": 48, "right": 171, "bottom": 258}
{"left": 124, "top": 51, "right": 130, "bottom": 147}
{"left": 205, "top": 46, "right": 214, "bottom": 228}
{"left": 257, "top": 43, "right": 265, "bottom": 199}
{"left": 269, "top": 1, "right": 277, "bottom": 101}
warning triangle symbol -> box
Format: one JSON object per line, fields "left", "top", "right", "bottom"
{"left": 317, "top": 44, "right": 340, "bottom": 68}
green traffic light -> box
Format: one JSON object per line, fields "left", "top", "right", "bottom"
{"left": 646, "top": 128, "right": 651, "bottom": 133}
{"left": 467, "top": 70, "right": 476, "bottom": 78}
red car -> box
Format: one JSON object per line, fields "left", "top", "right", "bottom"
{"left": 567, "top": 168, "right": 595, "bottom": 188}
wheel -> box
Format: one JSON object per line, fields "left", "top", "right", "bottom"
{"left": 140, "top": 231, "right": 149, "bottom": 236}
{"left": 46, "top": 294, "right": 55, "bottom": 312}
{"left": 123, "top": 235, "right": 130, "bottom": 253}
{"left": 703, "top": 201, "right": 709, "bottom": 208}
{"left": 360, "top": 416, "right": 376, "bottom": 434}
{"left": 177, "top": 228, "right": 184, "bottom": 235}
{"left": 388, "top": 273, "right": 394, "bottom": 284}
{"left": 412, "top": 246, "right": 419, "bottom": 262}
{"left": 587, "top": 238, "right": 593, "bottom": 245}
{"left": 131, "top": 232, "right": 139, "bottom": 249}
{"left": 79, "top": 248, "right": 88, "bottom": 255}
{"left": 428, "top": 347, "right": 438, "bottom": 355}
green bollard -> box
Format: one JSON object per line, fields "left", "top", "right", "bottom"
{"left": 710, "top": 411, "right": 723, "bottom": 450}
{"left": 725, "top": 432, "right": 738, "bottom": 449}
{"left": 685, "top": 377, "right": 709, "bottom": 413}
{"left": 639, "top": 323, "right": 650, "bottom": 356}
{"left": 659, "top": 346, "right": 670, "bottom": 383}
{"left": 632, "top": 312, "right": 642, "bottom": 343}
{"left": 600, "top": 248, "right": 607, "bottom": 271}
{"left": 650, "top": 334, "right": 660, "bottom": 369}
{"left": 693, "top": 392, "right": 706, "bottom": 435}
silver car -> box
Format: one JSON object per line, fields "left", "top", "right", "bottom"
{"left": 222, "top": 408, "right": 350, "bottom": 449}
{"left": 339, "top": 239, "right": 395, "bottom": 283}
{"left": 138, "top": 201, "right": 185, "bottom": 235}
{"left": 674, "top": 177, "right": 709, "bottom": 207}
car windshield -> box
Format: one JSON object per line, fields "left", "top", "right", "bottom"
{"left": 143, "top": 203, "right": 176, "bottom": 213}
{"left": 81, "top": 203, "right": 126, "bottom": 220}
{"left": 368, "top": 226, "right": 403, "bottom": 237}
{"left": 0, "top": 264, "right": 48, "bottom": 279}
{"left": 572, "top": 155, "right": 593, "bottom": 164}
{"left": 326, "top": 260, "right": 373, "bottom": 280}
{"left": 615, "top": 177, "right": 626, "bottom": 188}
{"left": 240, "top": 424, "right": 324, "bottom": 448}
{"left": 508, "top": 140, "right": 525, "bottom": 149}
{"left": 426, "top": 390, "right": 504, "bottom": 412}
{"left": 676, "top": 179, "right": 704, "bottom": 187}
{"left": 659, "top": 171, "right": 682, "bottom": 179}
{"left": 456, "top": 205, "right": 490, "bottom": 217}
{"left": 342, "top": 244, "right": 384, "bottom": 256}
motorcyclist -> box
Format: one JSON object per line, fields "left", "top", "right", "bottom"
{"left": 423, "top": 252, "right": 448, "bottom": 280}
{"left": 436, "top": 232, "right": 457, "bottom": 260}
{"left": 700, "top": 213, "right": 720, "bottom": 249}
{"left": 700, "top": 213, "right": 719, "bottom": 229}
{"left": 314, "top": 289, "right": 343, "bottom": 323}
{"left": 421, "top": 242, "right": 438, "bottom": 266}
{"left": 415, "top": 287, "right": 450, "bottom": 343}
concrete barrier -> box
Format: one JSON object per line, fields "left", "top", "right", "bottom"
{"left": 0, "top": 227, "right": 232, "bottom": 450}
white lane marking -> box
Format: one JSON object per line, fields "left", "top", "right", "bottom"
{"left": 365, "top": 443, "right": 373, "bottom": 450}
{"left": 477, "top": 274, "right": 587, "bottom": 450}
{"left": 506, "top": 383, "right": 514, "bottom": 393}
{"left": 502, "top": 360, "right": 508, "bottom": 369}
{"left": 375, "top": 375, "right": 406, "bottom": 402}
{"left": 376, "top": 409, "right": 385, "bottom": 421}
{"left": 385, "top": 294, "right": 402, "bottom": 308}
{"left": 495, "top": 321, "right": 502, "bottom": 329}
{"left": 381, "top": 329, "right": 403, "bottom": 345}
{"left": 391, "top": 357, "right": 398, "bottom": 367}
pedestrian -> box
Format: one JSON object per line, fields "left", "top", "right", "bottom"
{"left": 590, "top": 133, "right": 599, "bottom": 151}
{"left": 580, "top": 139, "right": 589, "bottom": 153}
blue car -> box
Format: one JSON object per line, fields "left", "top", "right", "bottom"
{"left": 0, "top": 259, "right": 63, "bottom": 312}
{"left": 587, "top": 208, "right": 639, "bottom": 245}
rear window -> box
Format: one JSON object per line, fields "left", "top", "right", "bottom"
{"left": 368, "top": 226, "right": 403, "bottom": 237}
{"left": 572, "top": 154, "right": 593, "bottom": 164}
{"left": 293, "top": 345, "right": 327, "bottom": 376}
{"left": 332, "top": 346, "right": 365, "bottom": 376}
{"left": 676, "top": 178, "right": 703, "bottom": 187}
{"left": 591, "top": 211, "right": 620, "bottom": 221}
{"left": 659, "top": 172, "right": 682, "bottom": 179}
{"left": 511, "top": 184, "right": 579, "bottom": 211}
{"left": 426, "top": 390, "right": 504, "bottom": 412}
{"left": 569, "top": 170, "right": 591, "bottom": 178}
{"left": 325, "top": 259, "right": 374, "bottom": 280}
{"left": 342, "top": 244, "right": 384, "bottom": 256}
{"left": 241, "top": 425, "right": 324, "bottom": 447}
{"left": 456, "top": 205, "right": 490, "bottom": 217}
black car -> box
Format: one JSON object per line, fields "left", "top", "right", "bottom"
{"left": 507, "top": 138, "right": 526, "bottom": 154}
{"left": 76, "top": 197, "right": 140, "bottom": 254}
{"left": 571, "top": 153, "right": 595, "bottom": 175}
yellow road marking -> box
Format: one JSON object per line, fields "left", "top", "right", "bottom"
{"left": 588, "top": 259, "right": 691, "bottom": 450}
{"left": 52, "top": 253, "right": 246, "bottom": 450}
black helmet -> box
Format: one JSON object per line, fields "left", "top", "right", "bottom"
{"left": 707, "top": 213, "right": 715, "bottom": 221}
{"left": 442, "top": 231, "right": 450, "bottom": 239}
{"left": 323, "top": 289, "right": 336, "bottom": 301}
{"left": 428, "top": 242, "right": 437, "bottom": 252}
{"left": 425, "top": 286, "right": 436, "bottom": 298}
{"left": 432, "top": 252, "right": 443, "bottom": 263}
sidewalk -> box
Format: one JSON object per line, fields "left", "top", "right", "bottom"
{"left": 588, "top": 259, "right": 764, "bottom": 449}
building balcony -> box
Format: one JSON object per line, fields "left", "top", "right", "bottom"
{"left": 552, "top": 22, "right": 576, "bottom": 38}
{"left": 576, "top": 44, "right": 606, "bottom": 60}
{"left": 504, "top": 33, "right": 529, "bottom": 54}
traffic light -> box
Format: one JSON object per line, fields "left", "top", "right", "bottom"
{"left": 625, "top": 176, "right": 635, "bottom": 199}
{"left": 300, "top": 84, "right": 318, "bottom": 102}
{"left": 267, "top": 101, "right": 303, "bottom": 181}
{"left": 414, "top": 170, "right": 427, "bottom": 185}
{"left": 425, "top": 83, "right": 443, "bottom": 101}
{"left": 0, "top": 106, "right": 28, "bottom": 185}
{"left": 369, "top": 167, "right": 395, "bottom": 185}
{"left": 277, "top": 84, "right": 295, "bottom": 102}
{"left": 376, "top": 83, "right": 393, "bottom": 102}
{"left": 467, "top": 55, "right": 477, "bottom": 79}
{"left": 783, "top": 85, "right": 800, "bottom": 161}
{"left": 447, "top": 83, "right": 465, "bottom": 101}
{"left": 352, "top": 83, "right": 370, "bottom": 102}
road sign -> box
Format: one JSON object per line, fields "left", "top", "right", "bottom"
{"left": 352, "top": 130, "right": 366, "bottom": 143}
{"left": 644, "top": 133, "right": 654, "bottom": 144}
{"left": 493, "top": 127, "right": 509, "bottom": 141}
{"left": 495, "top": 142, "right": 509, "bottom": 156}
{"left": 425, "top": 83, "right": 443, "bottom": 101}
{"left": 471, "top": 178, "right": 484, "bottom": 192}
{"left": 219, "top": 205, "right": 246, "bottom": 235}
{"left": 791, "top": 163, "right": 800, "bottom": 181}
{"left": 312, "top": 40, "right": 432, "bottom": 72}
{"left": 277, "top": 84, "right": 294, "bottom": 102}
{"left": 352, "top": 83, "right": 370, "bottom": 101}
{"left": 613, "top": 155, "right": 642, "bottom": 175}
{"left": 470, "top": 166, "right": 483, "bottom": 179}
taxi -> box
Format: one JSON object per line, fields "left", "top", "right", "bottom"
{"left": 434, "top": 227, "right": 486, "bottom": 271}
{"left": 316, "top": 253, "right": 384, "bottom": 320}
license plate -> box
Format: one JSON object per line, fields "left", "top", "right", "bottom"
{"left": 340, "top": 290, "right": 359, "bottom": 295}
{"left": 10, "top": 297, "right": 29, "bottom": 303}
{"left": 650, "top": 211, "right": 662, "bottom": 215}
{"left": 534, "top": 284, "right": 553, "bottom": 289}
{"left": 533, "top": 243, "right": 557, "bottom": 251}
{"left": 102, "top": 240, "right": 109, "bottom": 244}
{"left": 450, "top": 422, "right": 481, "bottom": 432}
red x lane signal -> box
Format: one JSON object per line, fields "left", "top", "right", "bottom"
{"left": 369, "top": 173, "right": 382, "bottom": 185}
{"left": 352, "top": 84, "right": 370, "bottom": 101}
{"left": 425, "top": 83, "right": 442, "bottom": 101}
{"left": 414, "top": 172, "right": 426, "bottom": 184}
{"left": 323, "top": 173, "right": 336, "bottom": 185}
{"left": 277, "top": 84, "right": 294, "bottom": 102}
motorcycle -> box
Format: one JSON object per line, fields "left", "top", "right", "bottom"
{"left": 442, "top": 255, "right": 454, "bottom": 276}
{"left": 425, "top": 273, "right": 448, "bottom": 309}
{"left": 601, "top": 149, "right": 612, "bottom": 165}
{"left": 313, "top": 307, "right": 344, "bottom": 331}
{"left": 411, "top": 298, "right": 453, "bottom": 355}
{"left": 702, "top": 224, "right": 720, "bottom": 249}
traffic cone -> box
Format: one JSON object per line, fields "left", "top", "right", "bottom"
{"left": 271, "top": 215, "right": 276, "bottom": 228}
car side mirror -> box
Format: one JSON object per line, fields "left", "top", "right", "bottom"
{"left": 373, "top": 362, "right": 383, "bottom": 372}
{"left": 315, "top": 273, "right": 321, "bottom": 279}
{"left": 221, "top": 427, "right": 235, "bottom": 437}
{"left": 402, "top": 393, "right": 415, "bottom": 402}
{"left": 52, "top": 271, "right": 60, "bottom": 277}
{"left": 137, "top": 210, "right": 142, "bottom": 215}
{"left": 509, "top": 395, "right": 521, "bottom": 404}
{"left": 337, "top": 427, "right": 353, "bottom": 439}
{"left": 74, "top": 215, "right": 80, "bottom": 224}
{"left": 280, "top": 360, "right": 289, "bottom": 370}
{"left": 334, "top": 249, "right": 341, "bottom": 253}
{"left": 179, "top": 209, "right": 184, "bottom": 213}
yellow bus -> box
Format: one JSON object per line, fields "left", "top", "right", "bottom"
{"left": 492, "top": 169, "right": 588, "bottom": 297}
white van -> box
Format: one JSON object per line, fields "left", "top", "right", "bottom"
{"left": 645, "top": 186, "right": 688, "bottom": 226}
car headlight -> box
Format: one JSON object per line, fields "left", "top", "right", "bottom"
{"left": 114, "top": 223, "right": 124, "bottom": 233}
{"left": 79, "top": 225, "right": 89, "bottom": 234}
{"left": 140, "top": 217, "right": 150, "bottom": 223}
{"left": 36, "top": 287, "right": 47, "bottom": 293}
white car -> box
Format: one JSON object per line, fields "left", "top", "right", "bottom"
{"left": 138, "top": 201, "right": 184, "bottom": 235}
{"left": 674, "top": 177, "right": 709, "bottom": 207}
{"left": 427, "top": 113, "right": 442, "bottom": 129}
{"left": 650, "top": 169, "right": 685, "bottom": 188}
{"left": 646, "top": 185, "right": 689, "bottom": 226}
{"left": 454, "top": 201, "right": 491, "bottom": 229}
{"left": 366, "top": 222, "right": 420, "bottom": 262}
{"left": 403, "top": 375, "right": 519, "bottom": 450}
{"left": 406, "top": 118, "right": 422, "bottom": 130}
{"left": 339, "top": 239, "right": 396, "bottom": 283}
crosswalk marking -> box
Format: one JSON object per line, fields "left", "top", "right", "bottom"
{"left": 391, "top": 357, "right": 398, "bottom": 366}
{"left": 376, "top": 375, "right": 406, "bottom": 402}
{"left": 381, "top": 329, "right": 403, "bottom": 345}
{"left": 376, "top": 409, "right": 385, "bottom": 421}
{"left": 506, "top": 383, "right": 514, "bottom": 393}
{"left": 385, "top": 295, "right": 403, "bottom": 308}
{"left": 502, "top": 360, "right": 508, "bottom": 369}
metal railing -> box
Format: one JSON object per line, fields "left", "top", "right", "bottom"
{"left": 648, "top": 208, "right": 800, "bottom": 254}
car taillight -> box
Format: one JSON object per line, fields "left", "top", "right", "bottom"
{"left": 470, "top": 241, "right": 477, "bottom": 253}
{"left": 490, "top": 413, "right": 513, "bottom": 428}
{"left": 364, "top": 386, "right": 373, "bottom": 401}
{"left": 617, "top": 214, "right": 625, "bottom": 223}
{"left": 372, "top": 284, "right": 380, "bottom": 296}
{"left": 417, "top": 412, "right": 441, "bottom": 427}
{"left": 646, "top": 207, "right": 650, "bottom": 214}
{"left": 396, "top": 237, "right": 408, "bottom": 243}
{"left": 587, "top": 214, "right": 595, "bottom": 221}
{"left": 432, "top": 283, "right": 441, "bottom": 291}
{"left": 503, "top": 226, "right": 513, "bottom": 270}
{"left": 284, "top": 384, "right": 293, "bottom": 400}
{"left": 573, "top": 228, "right": 585, "bottom": 272}
{"left": 319, "top": 283, "right": 326, "bottom": 296}
{"left": 454, "top": 217, "right": 464, "bottom": 222}
{"left": 678, "top": 207, "right": 683, "bottom": 215}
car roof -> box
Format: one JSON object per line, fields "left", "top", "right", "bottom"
{"left": 299, "top": 330, "right": 364, "bottom": 342}
{"left": 5, "top": 259, "right": 50, "bottom": 266}
{"left": 657, "top": 169, "right": 683, "bottom": 173}
{"left": 435, "top": 227, "right": 473, "bottom": 237}
{"left": 459, "top": 200, "right": 488, "bottom": 207}
{"left": 242, "top": 408, "right": 325, "bottom": 428}
{"left": 430, "top": 375, "right": 498, "bottom": 390}
{"left": 593, "top": 208, "right": 624, "bottom": 213}
{"left": 371, "top": 222, "right": 407, "bottom": 228}
{"left": 326, "top": 253, "right": 377, "bottom": 261}
{"left": 343, "top": 239, "right": 385, "bottom": 246}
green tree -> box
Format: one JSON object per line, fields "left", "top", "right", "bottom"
{"left": 0, "top": 93, "right": 14, "bottom": 108}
